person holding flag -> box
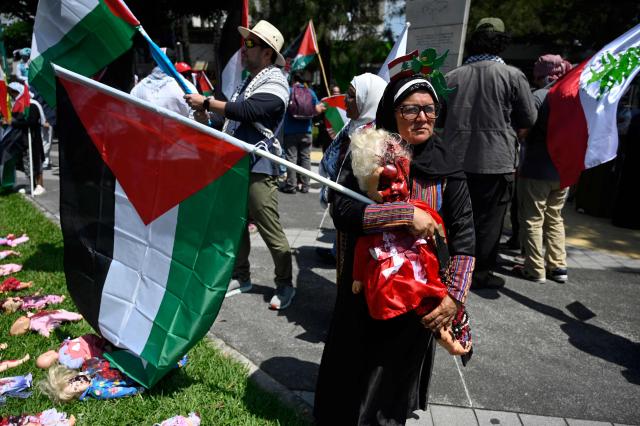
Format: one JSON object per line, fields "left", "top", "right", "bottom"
{"left": 184, "top": 20, "right": 296, "bottom": 310}
{"left": 3, "top": 81, "right": 45, "bottom": 195}
{"left": 131, "top": 48, "right": 197, "bottom": 118}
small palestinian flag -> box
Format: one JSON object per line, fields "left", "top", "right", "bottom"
{"left": 196, "top": 71, "right": 214, "bottom": 96}
{"left": 11, "top": 82, "right": 30, "bottom": 115}
{"left": 283, "top": 20, "right": 319, "bottom": 73}
{"left": 28, "top": 0, "right": 140, "bottom": 107}
{"left": 322, "top": 95, "right": 347, "bottom": 134}
{"left": 55, "top": 66, "right": 250, "bottom": 388}
{"left": 0, "top": 63, "right": 9, "bottom": 120}
{"left": 547, "top": 23, "right": 640, "bottom": 187}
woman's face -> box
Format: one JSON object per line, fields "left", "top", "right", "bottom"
{"left": 345, "top": 85, "right": 359, "bottom": 119}
{"left": 394, "top": 90, "right": 436, "bottom": 145}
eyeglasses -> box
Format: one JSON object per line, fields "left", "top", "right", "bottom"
{"left": 397, "top": 104, "right": 440, "bottom": 120}
{"left": 243, "top": 38, "right": 263, "bottom": 49}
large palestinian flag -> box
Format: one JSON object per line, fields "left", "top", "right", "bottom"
{"left": 29, "top": 0, "right": 139, "bottom": 107}
{"left": 55, "top": 66, "right": 250, "bottom": 388}
{"left": 547, "top": 23, "right": 640, "bottom": 187}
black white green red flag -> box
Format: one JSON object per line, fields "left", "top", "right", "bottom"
{"left": 283, "top": 21, "right": 319, "bottom": 73}
{"left": 55, "top": 66, "right": 250, "bottom": 388}
{"left": 28, "top": 0, "right": 139, "bottom": 107}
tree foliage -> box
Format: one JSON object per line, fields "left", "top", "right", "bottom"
{"left": 468, "top": 0, "right": 640, "bottom": 54}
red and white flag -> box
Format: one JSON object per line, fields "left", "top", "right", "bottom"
{"left": 547, "top": 24, "right": 640, "bottom": 187}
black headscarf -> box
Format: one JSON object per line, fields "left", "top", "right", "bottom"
{"left": 375, "top": 74, "right": 464, "bottom": 180}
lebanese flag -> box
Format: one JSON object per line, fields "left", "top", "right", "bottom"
{"left": 55, "top": 66, "right": 250, "bottom": 388}
{"left": 196, "top": 70, "right": 214, "bottom": 96}
{"left": 322, "top": 95, "right": 348, "bottom": 134}
{"left": 11, "top": 82, "right": 31, "bottom": 115}
{"left": 28, "top": 0, "right": 139, "bottom": 107}
{"left": 378, "top": 22, "right": 410, "bottom": 83}
{"left": 284, "top": 20, "right": 319, "bottom": 73}
{"left": 547, "top": 24, "right": 640, "bottom": 187}
{"left": 0, "top": 64, "right": 9, "bottom": 120}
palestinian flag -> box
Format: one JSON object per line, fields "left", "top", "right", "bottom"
{"left": 547, "top": 23, "right": 640, "bottom": 187}
{"left": 283, "top": 20, "right": 319, "bottom": 73}
{"left": 11, "top": 82, "right": 30, "bottom": 115}
{"left": 0, "top": 64, "right": 9, "bottom": 120}
{"left": 196, "top": 71, "right": 214, "bottom": 96}
{"left": 322, "top": 95, "right": 348, "bottom": 134}
{"left": 28, "top": 0, "right": 140, "bottom": 107}
{"left": 55, "top": 66, "right": 250, "bottom": 388}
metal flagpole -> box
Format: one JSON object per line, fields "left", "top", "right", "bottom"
{"left": 27, "top": 130, "right": 34, "bottom": 195}
{"left": 52, "top": 65, "right": 374, "bottom": 206}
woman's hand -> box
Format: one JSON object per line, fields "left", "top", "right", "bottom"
{"left": 421, "top": 295, "right": 459, "bottom": 332}
{"left": 410, "top": 207, "right": 438, "bottom": 238}
{"left": 184, "top": 93, "right": 207, "bottom": 111}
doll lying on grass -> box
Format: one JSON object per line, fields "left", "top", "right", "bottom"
{"left": 349, "top": 128, "right": 472, "bottom": 359}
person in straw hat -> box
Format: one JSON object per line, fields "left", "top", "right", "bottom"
{"left": 185, "top": 20, "right": 296, "bottom": 310}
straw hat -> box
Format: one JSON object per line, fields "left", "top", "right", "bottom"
{"left": 238, "top": 20, "right": 286, "bottom": 67}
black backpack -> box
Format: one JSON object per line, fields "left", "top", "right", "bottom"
{"left": 287, "top": 84, "right": 315, "bottom": 119}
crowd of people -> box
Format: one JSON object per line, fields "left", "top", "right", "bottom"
{"left": 2, "top": 14, "right": 630, "bottom": 425}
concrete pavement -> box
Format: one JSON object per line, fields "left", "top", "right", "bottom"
{"left": 16, "top": 143, "right": 640, "bottom": 425}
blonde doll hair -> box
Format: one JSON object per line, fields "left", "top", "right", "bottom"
{"left": 350, "top": 127, "right": 411, "bottom": 193}
{"left": 39, "top": 364, "right": 83, "bottom": 403}
{"left": 350, "top": 128, "right": 388, "bottom": 192}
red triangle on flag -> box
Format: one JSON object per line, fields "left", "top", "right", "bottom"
{"left": 59, "top": 76, "right": 247, "bottom": 224}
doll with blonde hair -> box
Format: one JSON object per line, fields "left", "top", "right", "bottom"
{"left": 349, "top": 127, "right": 472, "bottom": 358}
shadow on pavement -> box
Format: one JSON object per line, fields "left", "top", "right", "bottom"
{"left": 499, "top": 286, "right": 640, "bottom": 385}
{"left": 260, "top": 356, "right": 319, "bottom": 391}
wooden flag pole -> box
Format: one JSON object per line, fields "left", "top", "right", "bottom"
{"left": 310, "top": 20, "right": 330, "bottom": 96}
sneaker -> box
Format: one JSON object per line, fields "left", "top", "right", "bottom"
{"left": 18, "top": 188, "right": 26, "bottom": 194}
{"left": 269, "top": 286, "right": 295, "bottom": 310}
{"left": 299, "top": 187, "right": 309, "bottom": 194}
{"left": 548, "top": 268, "right": 568, "bottom": 283}
{"left": 33, "top": 185, "right": 46, "bottom": 196}
{"left": 279, "top": 186, "right": 296, "bottom": 194}
{"left": 225, "top": 278, "right": 252, "bottom": 298}
{"left": 513, "top": 265, "right": 546, "bottom": 283}
{"left": 472, "top": 271, "right": 506, "bottom": 289}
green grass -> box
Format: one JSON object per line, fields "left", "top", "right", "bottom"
{"left": 0, "top": 193, "right": 310, "bottom": 425}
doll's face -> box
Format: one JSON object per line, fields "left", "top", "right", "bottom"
{"left": 65, "top": 374, "right": 91, "bottom": 396}
{"left": 378, "top": 158, "right": 410, "bottom": 202}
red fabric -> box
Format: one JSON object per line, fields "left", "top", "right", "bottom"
{"left": 103, "top": 0, "right": 140, "bottom": 26}
{"left": 298, "top": 21, "right": 319, "bottom": 56}
{"left": 353, "top": 201, "right": 449, "bottom": 320}
{"left": 59, "top": 76, "right": 247, "bottom": 224}
{"left": 546, "top": 60, "right": 589, "bottom": 188}
{"left": 11, "top": 83, "right": 30, "bottom": 114}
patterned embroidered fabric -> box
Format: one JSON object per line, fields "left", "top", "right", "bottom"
{"left": 463, "top": 54, "right": 506, "bottom": 65}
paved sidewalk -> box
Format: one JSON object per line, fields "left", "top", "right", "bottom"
{"left": 16, "top": 144, "right": 640, "bottom": 425}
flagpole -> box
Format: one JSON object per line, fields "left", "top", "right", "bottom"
{"left": 310, "top": 20, "right": 330, "bottom": 96}
{"left": 52, "top": 64, "right": 373, "bottom": 206}
{"left": 27, "top": 131, "right": 34, "bottom": 195}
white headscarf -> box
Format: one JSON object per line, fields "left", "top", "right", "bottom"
{"left": 348, "top": 73, "right": 387, "bottom": 134}
{"left": 8, "top": 82, "right": 25, "bottom": 97}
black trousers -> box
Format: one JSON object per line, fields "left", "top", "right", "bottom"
{"left": 466, "top": 173, "right": 514, "bottom": 274}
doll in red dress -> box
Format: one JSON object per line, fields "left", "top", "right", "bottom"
{"left": 350, "top": 128, "right": 471, "bottom": 357}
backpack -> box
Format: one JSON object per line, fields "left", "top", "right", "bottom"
{"left": 287, "top": 84, "right": 316, "bottom": 119}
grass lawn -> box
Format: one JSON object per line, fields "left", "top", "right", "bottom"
{"left": 0, "top": 192, "right": 309, "bottom": 425}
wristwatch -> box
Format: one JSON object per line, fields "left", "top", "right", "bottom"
{"left": 203, "top": 97, "right": 212, "bottom": 112}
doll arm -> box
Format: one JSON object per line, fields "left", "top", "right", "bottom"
{"left": 10, "top": 316, "right": 30, "bottom": 335}
{"left": 37, "top": 350, "right": 60, "bottom": 369}
{"left": 0, "top": 354, "right": 30, "bottom": 372}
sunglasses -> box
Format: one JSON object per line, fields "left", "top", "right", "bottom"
{"left": 243, "top": 38, "right": 264, "bottom": 49}
{"left": 397, "top": 104, "right": 440, "bottom": 120}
